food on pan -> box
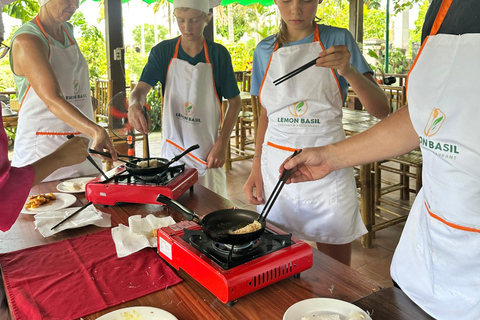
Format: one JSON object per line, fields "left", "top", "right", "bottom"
{"left": 136, "top": 159, "right": 161, "bottom": 168}
{"left": 25, "top": 193, "right": 56, "bottom": 209}
{"left": 229, "top": 220, "right": 262, "bottom": 234}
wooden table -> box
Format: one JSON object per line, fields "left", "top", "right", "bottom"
{"left": 1, "top": 180, "right": 431, "bottom": 319}
{"left": 342, "top": 109, "right": 380, "bottom": 248}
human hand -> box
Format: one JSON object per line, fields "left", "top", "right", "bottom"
{"left": 128, "top": 102, "right": 151, "bottom": 135}
{"left": 316, "top": 45, "right": 354, "bottom": 77}
{"left": 53, "top": 137, "right": 90, "bottom": 167}
{"left": 90, "top": 127, "right": 118, "bottom": 161}
{"left": 280, "top": 147, "right": 335, "bottom": 183}
{"left": 206, "top": 140, "right": 226, "bottom": 169}
{"left": 243, "top": 161, "right": 264, "bottom": 205}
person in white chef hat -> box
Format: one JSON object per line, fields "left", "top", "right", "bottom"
{"left": 8, "top": 0, "right": 117, "bottom": 182}
{"left": 280, "top": 0, "right": 480, "bottom": 318}
{"left": 128, "top": 0, "right": 241, "bottom": 198}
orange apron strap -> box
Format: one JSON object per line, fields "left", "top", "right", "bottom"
{"left": 430, "top": 0, "right": 454, "bottom": 36}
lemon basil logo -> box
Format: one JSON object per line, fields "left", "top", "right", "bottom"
{"left": 288, "top": 101, "right": 308, "bottom": 117}
{"left": 424, "top": 108, "right": 446, "bottom": 137}
{"left": 184, "top": 102, "right": 195, "bottom": 116}
{"left": 73, "top": 79, "right": 79, "bottom": 94}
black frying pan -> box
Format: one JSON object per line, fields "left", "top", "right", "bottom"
{"left": 125, "top": 144, "right": 199, "bottom": 175}
{"left": 157, "top": 194, "right": 266, "bottom": 245}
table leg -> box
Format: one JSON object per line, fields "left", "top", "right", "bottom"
{"left": 360, "top": 163, "right": 373, "bottom": 248}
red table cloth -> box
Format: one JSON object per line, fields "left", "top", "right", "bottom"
{"left": 0, "top": 229, "right": 182, "bottom": 320}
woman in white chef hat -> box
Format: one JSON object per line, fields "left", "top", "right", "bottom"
{"left": 9, "top": 0, "right": 117, "bottom": 182}
{"left": 128, "top": 0, "right": 241, "bottom": 198}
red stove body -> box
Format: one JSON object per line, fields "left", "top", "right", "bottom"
{"left": 156, "top": 220, "right": 313, "bottom": 304}
{"left": 85, "top": 165, "right": 198, "bottom": 206}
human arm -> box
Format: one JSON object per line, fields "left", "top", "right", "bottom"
{"left": 127, "top": 81, "right": 153, "bottom": 135}
{"left": 316, "top": 45, "right": 390, "bottom": 119}
{"left": 207, "top": 94, "right": 241, "bottom": 169}
{"left": 11, "top": 34, "right": 117, "bottom": 160}
{"left": 243, "top": 103, "right": 268, "bottom": 205}
{"left": 282, "top": 105, "right": 419, "bottom": 183}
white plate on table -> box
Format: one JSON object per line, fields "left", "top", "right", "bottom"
{"left": 56, "top": 177, "right": 95, "bottom": 193}
{"left": 21, "top": 193, "right": 76, "bottom": 214}
{"left": 96, "top": 306, "right": 178, "bottom": 320}
{"left": 283, "top": 298, "right": 372, "bottom": 320}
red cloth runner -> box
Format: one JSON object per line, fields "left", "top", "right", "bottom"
{"left": 0, "top": 229, "right": 182, "bottom": 320}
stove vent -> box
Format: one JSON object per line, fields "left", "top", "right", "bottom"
{"left": 252, "top": 262, "right": 294, "bottom": 287}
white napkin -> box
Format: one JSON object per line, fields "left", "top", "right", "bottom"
{"left": 34, "top": 205, "right": 111, "bottom": 237}
{"left": 111, "top": 214, "right": 175, "bottom": 258}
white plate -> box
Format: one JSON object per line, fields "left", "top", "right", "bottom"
{"left": 56, "top": 177, "right": 95, "bottom": 193}
{"left": 283, "top": 298, "right": 372, "bottom": 320}
{"left": 96, "top": 306, "right": 178, "bottom": 320}
{"left": 22, "top": 193, "right": 77, "bottom": 214}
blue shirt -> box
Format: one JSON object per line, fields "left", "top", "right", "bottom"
{"left": 250, "top": 24, "right": 372, "bottom": 102}
{"left": 140, "top": 36, "right": 240, "bottom": 100}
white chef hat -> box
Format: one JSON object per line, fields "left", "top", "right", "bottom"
{"left": 39, "top": 0, "right": 50, "bottom": 6}
{"left": 173, "top": 0, "right": 221, "bottom": 14}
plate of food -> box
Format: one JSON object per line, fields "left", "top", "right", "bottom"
{"left": 96, "top": 306, "right": 178, "bottom": 320}
{"left": 56, "top": 177, "right": 95, "bottom": 193}
{"left": 22, "top": 192, "right": 77, "bottom": 214}
{"left": 283, "top": 298, "right": 372, "bottom": 320}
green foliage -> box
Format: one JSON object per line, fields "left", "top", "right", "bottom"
{"left": 132, "top": 24, "right": 169, "bottom": 53}
{"left": 216, "top": 38, "right": 256, "bottom": 72}
{"left": 146, "top": 85, "right": 162, "bottom": 132}
{"left": 4, "top": 0, "right": 39, "bottom": 23}
{"left": 70, "top": 12, "right": 107, "bottom": 84}
{"left": 125, "top": 50, "right": 148, "bottom": 85}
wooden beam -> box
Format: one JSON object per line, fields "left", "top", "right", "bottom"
{"left": 349, "top": 0, "right": 364, "bottom": 43}
{"left": 105, "top": 0, "right": 126, "bottom": 95}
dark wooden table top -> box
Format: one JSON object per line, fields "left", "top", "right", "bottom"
{"left": 1, "top": 179, "right": 430, "bottom": 320}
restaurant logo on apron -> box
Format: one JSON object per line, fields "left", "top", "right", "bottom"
{"left": 277, "top": 100, "right": 321, "bottom": 126}
{"left": 73, "top": 79, "right": 79, "bottom": 94}
{"left": 420, "top": 108, "right": 459, "bottom": 159}
{"left": 175, "top": 102, "right": 201, "bottom": 123}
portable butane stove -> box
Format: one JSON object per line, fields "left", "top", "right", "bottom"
{"left": 85, "top": 164, "right": 198, "bottom": 206}
{"left": 156, "top": 220, "right": 313, "bottom": 305}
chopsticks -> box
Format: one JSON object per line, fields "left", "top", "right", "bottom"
{"left": 50, "top": 201, "right": 93, "bottom": 230}
{"left": 258, "top": 149, "right": 302, "bottom": 223}
{"left": 88, "top": 149, "right": 139, "bottom": 167}
{"left": 273, "top": 57, "right": 319, "bottom": 86}
{"left": 143, "top": 106, "right": 150, "bottom": 167}
{"left": 66, "top": 134, "right": 109, "bottom": 180}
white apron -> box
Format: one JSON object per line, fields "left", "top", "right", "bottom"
{"left": 161, "top": 38, "right": 227, "bottom": 198}
{"left": 12, "top": 16, "right": 100, "bottom": 182}
{"left": 258, "top": 25, "right": 366, "bottom": 244}
{"left": 390, "top": 1, "right": 480, "bottom": 318}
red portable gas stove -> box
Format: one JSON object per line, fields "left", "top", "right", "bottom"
{"left": 156, "top": 220, "right": 313, "bottom": 305}
{"left": 85, "top": 164, "right": 198, "bottom": 206}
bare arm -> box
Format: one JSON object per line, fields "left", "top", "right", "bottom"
{"left": 128, "top": 81, "right": 153, "bottom": 135}
{"left": 243, "top": 101, "right": 268, "bottom": 204}
{"left": 317, "top": 45, "right": 390, "bottom": 119}
{"left": 11, "top": 34, "right": 117, "bottom": 160}
{"left": 207, "top": 95, "right": 241, "bottom": 169}
{"left": 283, "top": 106, "right": 419, "bottom": 183}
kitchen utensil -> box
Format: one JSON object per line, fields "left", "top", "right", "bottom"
{"left": 273, "top": 57, "right": 319, "bottom": 86}
{"left": 50, "top": 201, "right": 93, "bottom": 230}
{"left": 66, "top": 134, "right": 109, "bottom": 180}
{"left": 125, "top": 144, "right": 200, "bottom": 176}
{"left": 157, "top": 194, "right": 266, "bottom": 245}
{"left": 258, "top": 149, "right": 301, "bottom": 222}
{"left": 143, "top": 105, "right": 150, "bottom": 166}
{"left": 88, "top": 149, "right": 140, "bottom": 167}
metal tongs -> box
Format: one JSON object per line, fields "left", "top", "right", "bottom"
{"left": 258, "top": 149, "right": 302, "bottom": 223}
{"left": 273, "top": 57, "right": 319, "bottom": 86}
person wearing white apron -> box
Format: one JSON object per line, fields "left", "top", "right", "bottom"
{"left": 9, "top": 0, "right": 116, "bottom": 182}
{"left": 128, "top": 0, "right": 241, "bottom": 198}
{"left": 280, "top": 0, "right": 480, "bottom": 317}
{"left": 245, "top": 0, "right": 389, "bottom": 265}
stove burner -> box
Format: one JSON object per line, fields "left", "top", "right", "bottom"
{"left": 114, "top": 164, "right": 185, "bottom": 185}
{"left": 212, "top": 240, "right": 260, "bottom": 255}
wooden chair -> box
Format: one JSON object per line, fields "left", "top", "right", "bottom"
{"left": 379, "top": 85, "right": 406, "bottom": 112}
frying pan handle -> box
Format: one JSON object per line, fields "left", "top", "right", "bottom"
{"left": 171, "top": 144, "right": 200, "bottom": 162}
{"left": 156, "top": 194, "right": 201, "bottom": 222}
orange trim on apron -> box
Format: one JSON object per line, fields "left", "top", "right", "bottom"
{"left": 35, "top": 16, "right": 75, "bottom": 58}
{"left": 35, "top": 132, "right": 81, "bottom": 136}
{"left": 169, "top": 37, "right": 223, "bottom": 123}
{"left": 166, "top": 139, "right": 208, "bottom": 166}
{"left": 425, "top": 202, "right": 480, "bottom": 234}
{"left": 18, "top": 85, "right": 32, "bottom": 112}
{"left": 318, "top": 41, "right": 343, "bottom": 100}
{"left": 267, "top": 141, "right": 299, "bottom": 153}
